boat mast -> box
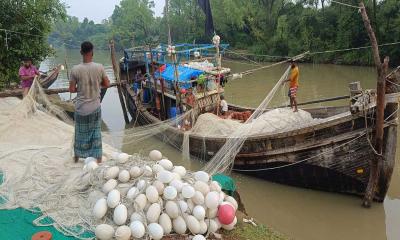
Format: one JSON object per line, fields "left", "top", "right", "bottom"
{"left": 359, "top": 1, "right": 389, "bottom": 208}
{"left": 165, "top": 0, "right": 172, "bottom": 46}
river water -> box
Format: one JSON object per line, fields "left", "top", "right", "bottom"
{"left": 41, "top": 49, "right": 399, "bottom": 240}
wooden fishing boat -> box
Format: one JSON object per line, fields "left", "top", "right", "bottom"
{"left": 117, "top": 45, "right": 399, "bottom": 202}
{"left": 39, "top": 64, "right": 62, "bottom": 88}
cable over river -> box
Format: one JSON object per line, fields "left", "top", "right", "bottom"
{"left": 41, "top": 49, "right": 400, "bottom": 240}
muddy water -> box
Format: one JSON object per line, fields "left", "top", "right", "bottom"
{"left": 42, "top": 50, "right": 399, "bottom": 240}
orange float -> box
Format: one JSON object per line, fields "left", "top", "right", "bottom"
{"left": 32, "top": 231, "right": 52, "bottom": 240}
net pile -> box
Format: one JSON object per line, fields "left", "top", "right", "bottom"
{"left": 190, "top": 109, "right": 323, "bottom": 137}
{"left": 202, "top": 66, "right": 292, "bottom": 174}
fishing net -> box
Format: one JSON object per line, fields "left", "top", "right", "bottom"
{"left": 201, "top": 66, "right": 292, "bottom": 174}
{"left": 0, "top": 79, "right": 161, "bottom": 238}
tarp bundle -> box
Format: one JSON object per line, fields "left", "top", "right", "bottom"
{"left": 155, "top": 64, "right": 204, "bottom": 89}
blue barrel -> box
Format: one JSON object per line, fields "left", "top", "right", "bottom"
{"left": 132, "top": 82, "right": 139, "bottom": 93}
{"left": 143, "top": 89, "right": 150, "bottom": 103}
{"left": 169, "top": 107, "right": 179, "bottom": 118}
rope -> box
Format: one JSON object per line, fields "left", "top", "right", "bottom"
{"left": 309, "top": 41, "right": 400, "bottom": 55}
{"left": 331, "top": 0, "right": 361, "bottom": 9}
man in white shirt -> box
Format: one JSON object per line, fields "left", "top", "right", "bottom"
{"left": 220, "top": 95, "right": 228, "bottom": 116}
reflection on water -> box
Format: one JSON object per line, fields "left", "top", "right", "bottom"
{"left": 42, "top": 49, "right": 399, "bottom": 240}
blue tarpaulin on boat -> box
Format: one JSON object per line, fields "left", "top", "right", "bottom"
{"left": 155, "top": 64, "right": 204, "bottom": 89}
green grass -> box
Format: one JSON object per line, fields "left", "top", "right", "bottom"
{"left": 222, "top": 221, "right": 288, "bottom": 240}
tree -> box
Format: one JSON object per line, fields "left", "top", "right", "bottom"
{"left": 0, "top": 0, "right": 66, "bottom": 89}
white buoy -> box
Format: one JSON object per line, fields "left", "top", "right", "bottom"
{"left": 148, "top": 223, "right": 164, "bottom": 240}
{"left": 146, "top": 203, "right": 161, "bottom": 223}
{"left": 152, "top": 164, "right": 164, "bottom": 173}
{"left": 104, "top": 166, "right": 120, "bottom": 180}
{"left": 206, "top": 219, "right": 219, "bottom": 233}
{"left": 186, "top": 215, "right": 201, "bottom": 234}
{"left": 129, "top": 166, "right": 142, "bottom": 178}
{"left": 115, "top": 225, "right": 131, "bottom": 240}
{"left": 163, "top": 186, "right": 177, "bottom": 200}
{"left": 126, "top": 187, "right": 139, "bottom": 200}
{"left": 193, "top": 234, "right": 206, "bottom": 240}
{"left": 210, "top": 181, "right": 222, "bottom": 192}
{"left": 194, "top": 181, "right": 210, "bottom": 196}
{"left": 143, "top": 165, "right": 153, "bottom": 177}
{"left": 206, "top": 208, "right": 218, "bottom": 218}
{"left": 118, "top": 170, "right": 130, "bottom": 183}
{"left": 194, "top": 171, "right": 209, "bottom": 183}
{"left": 172, "top": 216, "right": 187, "bottom": 234}
{"left": 137, "top": 179, "right": 147, "bottom": 191}
{"left": 199, "top": 220, "right": 208, "bottom": 234}
{"left": 192, "top": 191, "right": 205, "bottom": 205}
{"left": 113, "top": 204, "right": 128, "bottom": 225}
{"left": 172, "top": 166, "right": 187, "bottom": 178}
{"left": 146, "top": 185, "right": 159, "bottom": 203}
{"left": 102, "top": 179, "right": 118, "bottom": 194}
{"left": 85, "top": 157, "right": 97, "bottom": 165}
{"left": 107, "top": 189, "right": 120, "bottom": 208}
{"left": 169, "top": 179, "right": 184, "bottom": 192}
{"left": 149, "top": 150, "right": 163, "bottom": 161}
{"left": 134, "top": 194, "right": 147, "bottom": 210}
{"left": 152, "top": 180, "right": 165, "bottom": 195}
{"left": 222, "top": 216, "right": 237, "bottom": 230}
{"left": 193, "top": 205, "right": 206, "bottom": 221}
{"left": 117, "top": 183, "right": 130, "bottom": 197}
{"left": 219, "top": 191, "right": 226, "bottom": 205}
{"left": 117, "top": 153, "right": 130, "bottom": 164}
{"left": 130, "top": 212, "right": 144, "bottom": 223}
{"left": 178, "top": 200, "right": 188, "bottom": 213}
{"left": 205, "top": 191, "right": 219, "bottom": 209}
{"left": 182, "top": 185, "right": 195, "bottom": 198}
{"left": 93, "top": 198, "right": 107, "bottom": 219}
{"left": 157, "top": 170, "right": 173, "bottom": 184}
{"left": 95, "top": 224, "right": 114, "bottom": 240}
{"left": 159, "top": 159, "right": 173, "bottom": 170}
{"left": 86, "top": 160, "right": 98, "bottom": 171}
{"left": 225, "top": 196, "right": 238, "bottom": 211}
{"left": 130, "top": 221, "right": 145, "bottom": 238}
{"left": 159, "top": 213, "right": 172, "bottom": 234}
{"left": 165, "top": 201, "right": 179, "bottom": 219}
{"left": 171, "top": 172, "right": 182, "bottom": 181}
{"left": 111, "top": 151, "right": 120, "bottom": 160}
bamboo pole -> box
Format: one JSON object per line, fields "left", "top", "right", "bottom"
{"left": 359, "top": 1, "right": 389, "bottom": 208}
{"left": 109, "top": 40, "right": 130, "bottom": 124}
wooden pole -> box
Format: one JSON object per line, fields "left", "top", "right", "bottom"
{"left": 359, "top": 1, "right": 389, "bottom": 208}
{"left": 173, "top": 52, "right": 182, "bottom": 112}
{"left": 149, "top": 46, "right": 161, "bottom": 119}
{"left": 0, "top": 83, "right": 118, "bottom": 98}
{"left": 109, "top": 40, "right": 130, "bottom": 124}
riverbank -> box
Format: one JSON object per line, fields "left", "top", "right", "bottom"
{"left": 224, "top": 49, "right": 377, "bottom": 66}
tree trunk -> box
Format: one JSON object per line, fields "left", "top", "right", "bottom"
{"left": 359, "top": 1, "right": 389, "bottom": 208}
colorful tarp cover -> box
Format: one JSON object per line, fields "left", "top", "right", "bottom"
{"left": 155, "top": 64, "right": 204, "bottom": 89}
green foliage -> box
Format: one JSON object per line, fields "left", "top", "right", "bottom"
{"left": 0, "top": 0, "right": 66, "bottom": 89}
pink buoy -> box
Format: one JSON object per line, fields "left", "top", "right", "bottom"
{"left": 217, "top": 203, "right": 235, "bottom": 225}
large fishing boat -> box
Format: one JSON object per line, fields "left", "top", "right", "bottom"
{"left": 117, "top": 43, "right": 399, "bottom": 202}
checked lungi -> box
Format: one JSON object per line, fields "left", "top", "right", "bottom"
{"left": 288, "top": 86, "right": 298, "bottom": 98}
{"left": 74, "top": 107, "right": 102, "bottom": 159}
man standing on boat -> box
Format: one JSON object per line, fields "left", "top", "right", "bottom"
{"left": 19, "top": 57, "right": 40, "bottom": 97}
{"left": 69, "top": 41, "right": 110, "bottom": 163}
{"left": 284, "top": 60, "right": 299, "bottom": 112}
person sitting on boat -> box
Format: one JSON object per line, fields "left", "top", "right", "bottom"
{"left": 19, "top": 57, "right": 40, "bottom": 97}
{"left": 134, "top": 69, "right": 144, "bottom": 95}
{"left": 186, "top": 87, "right": 196, "bottom": 108}
{"left": 284, "top": 60, "right": 299, "bottom": 112}
{"left": 220, "top": 95, "right": 228, "bottom": 116}
{"left": 69, "top": 41, "right": 110, "bottom": 163}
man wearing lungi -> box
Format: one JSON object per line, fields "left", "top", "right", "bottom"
{"left": 69, "top": 41, "right": 110, "bottom": 163}
{"left": 284, "top": 60, "right": 299, "bottom": 112}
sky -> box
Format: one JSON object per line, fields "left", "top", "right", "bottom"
{"left": 62, "top": 0, "right": 165, "bottom": 23}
